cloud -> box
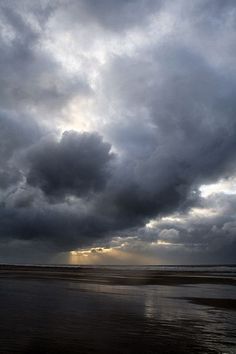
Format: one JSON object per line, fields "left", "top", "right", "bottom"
{"left": 0, "top": 2, "right": 90, "bottom": 119}
{"left": 54, "top": 0, "right": 163, "bottom": 32}
{"left": 0, "top": 111, "right": 42, "bottom": 189}
{"left": 26, "top": 131, "right": 113, "bottom": 199}
{"left": 0, "top": 0, "right": 236, "bottom": 262}
{"left": 117, "top": 191, "right": 236, "bottom": 263}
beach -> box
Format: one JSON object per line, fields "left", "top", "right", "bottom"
{"left": 0, "top": 265, "right": 235, "bottom": 353}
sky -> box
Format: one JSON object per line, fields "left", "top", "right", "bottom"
{"left": 0, "top": 0, "right": 236, "bottom": 264}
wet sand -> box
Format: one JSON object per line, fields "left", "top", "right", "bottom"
{"left": 184, "top": 297, "right": 236, "bottom": 311}
{"left": 0, "top": 265, "right": 235, "bottom": 353}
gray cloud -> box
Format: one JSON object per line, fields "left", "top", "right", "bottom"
{"left": 0, "top": 111, "right": 42, "bottom": 189}
{"left": 26, "top": 131, "right": 113, "bottom": 199}
{"left": 0, "top": 2, "right": 90, "bottom": 117}
{"left": 55, "top": 0, "right": 163, "bottom": 32}
{"left": 0, "top": 0, "right": 236, "bottom": 263}
{"left": 120, "top": 192, "right": 236, "bottom": 264}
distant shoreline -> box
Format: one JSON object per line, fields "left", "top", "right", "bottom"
{"left": 0, "top": 264, "right": 235, "bottom": 287}
{"left": 0, "top": 263, "right": 235, "bottom": 267}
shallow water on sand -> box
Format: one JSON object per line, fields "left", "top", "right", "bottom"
{"left": 0, "top": 275, "right": 235, "bottom": 353}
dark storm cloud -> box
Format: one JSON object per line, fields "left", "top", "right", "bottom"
{"left": 96, "top": 42, "right": 236, "bottom": 232}
{"left": 26, "top": 131, "right": 113, "bottom": 199}
{"left": 0, "top": 188, "right": 125, "bottom": 252}
{"left": 0, "top": 0, "right": 236, "bottom": 262}
{"left": 0, "top": 204, "right": 87, "bottom": 250}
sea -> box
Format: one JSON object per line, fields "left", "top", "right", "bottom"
{"left": 0, "top": 264, "right": 235, "bottom": 354}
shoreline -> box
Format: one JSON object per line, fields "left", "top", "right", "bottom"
{"left": 0, "top": 264, "right": 235, "bottom": 287}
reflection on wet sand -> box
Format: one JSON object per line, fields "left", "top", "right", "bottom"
{"left": 0, "top": 266, "right": 235, "bottom": 353}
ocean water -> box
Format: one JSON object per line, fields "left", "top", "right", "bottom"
{"left": 0, "top": 266, "right": 235, "bottom": 354}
